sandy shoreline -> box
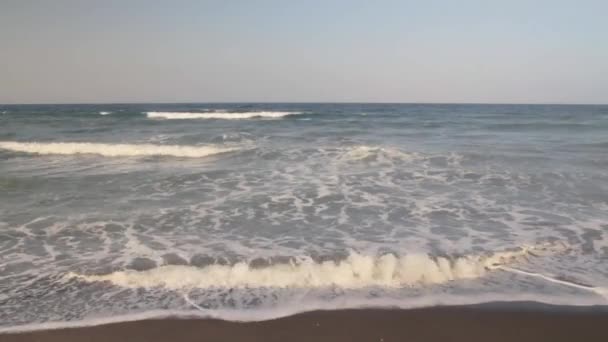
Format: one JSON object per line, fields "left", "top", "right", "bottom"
{"left": 3, "top": 304, "right": 607, "bottom": 342}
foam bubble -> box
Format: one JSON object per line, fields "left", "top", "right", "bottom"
{"left": 67, "top": 245, "right": 559, "bottom": 290}
{"left": 0, "top": 141, "right": 237, "bottom": 158}
{"left": 147, "top": 111, "right": 302, "bottom": 120}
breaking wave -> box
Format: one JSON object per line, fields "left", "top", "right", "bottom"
{"left": 146, "top": 111, "right": 302, "bottom": 120}
{"left": 67, "top": 244, "right": 566, "bottom": 290}
{"left": 0, "top": 141, "right": 237, "bottom": 158}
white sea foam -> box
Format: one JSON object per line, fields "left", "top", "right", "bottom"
{"left": 0, "top": 141, "right": 237, "bottom": 158}
{"left": 99, "top": 111, "right": 112, "bottom": 115}
{"left": 146, "top": 111, "right": 302, "bottom": 120}
{"left": 67, "top": 244, "right": 563, "bottom": 290}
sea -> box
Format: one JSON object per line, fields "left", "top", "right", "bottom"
{"left": 0, "top": 103, "right": 607, "bottom": 330}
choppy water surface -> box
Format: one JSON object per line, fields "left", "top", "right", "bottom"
{"left": 1, "top": 103, "right": 607, "bottom": 329}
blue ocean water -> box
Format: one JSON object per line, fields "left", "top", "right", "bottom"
{"left": 0, "top": 103, "right": 607, "bottom": 329}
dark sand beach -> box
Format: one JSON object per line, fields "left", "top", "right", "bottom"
{"left": 4, "top": 304, "right": 607, "bottom": 342}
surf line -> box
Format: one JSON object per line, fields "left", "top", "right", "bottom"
{"left": 493, "top": 265, "right": 608, "bottom": 300}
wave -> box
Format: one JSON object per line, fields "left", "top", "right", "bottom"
{"left": 146, "top": 111, "right": 302, "bottom": 120}
{"left": 99, "top": 111, "right": 112, "bottom": 115}
{"left": 340, "top": 145, "right": 419, "bottom": 162}
{"left": 0, "top": 141, "right": 237, "bottom": 158}
{"left": 67, "top": 244, "right": 566, "bottom": 290}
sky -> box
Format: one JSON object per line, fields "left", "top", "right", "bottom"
{"left": 1, "top": 0, "right": 607, "bottom": 104}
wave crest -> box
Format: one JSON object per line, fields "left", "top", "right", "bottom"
{"left": 0, "top": 141, "right": 237, "bottom": 158}
{"left": 146, "top": 111, "right": 302, "bottom": 120}
{"left": 67, "top": 244, "right": 565, "bottom": 290}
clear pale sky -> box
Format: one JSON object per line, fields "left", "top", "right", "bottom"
{"left": 1, "top": 0, "right": 607, "bottom": 104}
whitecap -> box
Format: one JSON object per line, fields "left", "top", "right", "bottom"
{"left": 0, "top": 141, "right": 237, "bottom": 158}
{"left": 146, "top": 111, "right": 302, "bottom": 120}
{"left": 67, "top": 243, "right": 566, "bottom": 290}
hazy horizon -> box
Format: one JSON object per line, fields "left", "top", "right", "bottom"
{"left": 2, "top": 101, "right": 608, "bottom": 106}
{"left": 1, "top": 0, "right": 607, "bottom": 105}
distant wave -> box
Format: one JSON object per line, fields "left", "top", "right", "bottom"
{"left": 146, "top": 111, "right": 302, "bottom": 120}
{"left": 0, "top": 141, "right": 237, "bottom": 158}
{"left": 99, "top": 111, "right": 112, "bottom": 115}
{"left": 67, "top": 243, "right": 566, "bottom": 290}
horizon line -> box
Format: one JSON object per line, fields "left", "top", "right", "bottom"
{"left": 1, "top": 101, "right": 607, "bottom": 106}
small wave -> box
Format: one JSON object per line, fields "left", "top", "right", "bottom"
{"left": 341, "top": 145, "right": 419, "bottom": 162}
{"left": 572, "top": 142, "right": 608, "bottom": 149}
{"left": 0, "top": 141, "right": 237, "bottom": 158}
{"left": 146, "top": 111, "right": 302, "bottom": 120}
{"left": 67, "top": 244, "right": 564, "bottom": 290}
{"left": 99, "top": 111, "right": 112, "bottom": 115}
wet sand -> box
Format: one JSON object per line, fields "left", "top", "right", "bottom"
{"left": 3, "top": 304, "right": 608, "bottom": 342}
